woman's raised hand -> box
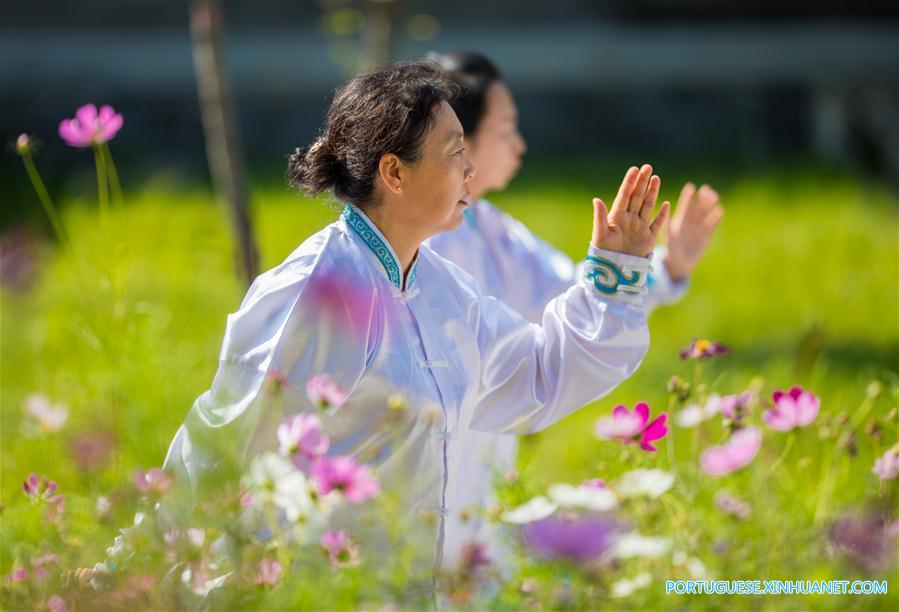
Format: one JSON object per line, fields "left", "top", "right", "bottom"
{"left": 591, "top": 164, "right": 669, "bottom": 257}
{"left": 662, "top": 182, "right": 724, "bottom": 281}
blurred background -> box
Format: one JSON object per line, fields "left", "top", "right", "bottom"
{"left": 3, "top": 0, "right": 899, "bottom": 227}
{"left": 1, "top": 4, "right": 898, "bottom": 607}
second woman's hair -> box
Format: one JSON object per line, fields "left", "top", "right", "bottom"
{"left": 288, "top": 61, "right": 459, "bottom": 207}
{"left": 424, "top": 51, "right": 502, "bottom": 136}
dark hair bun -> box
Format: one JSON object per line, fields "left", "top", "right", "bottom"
{"left": 287, "top": 139, "right": 343, "bottom": 196}
{"left": 286, "top": 61, "right": 458, "bottom": 206}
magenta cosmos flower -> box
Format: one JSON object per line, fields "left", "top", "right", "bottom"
{"left": 595, "top": 402, "right": 668, "bottom": 452}
{"left": 763, "top": 386, "right": 819, "bottom": 431}
{"left": 310, "top": 456, "right": 379, "bottom": 503}
{"left": 320, "top": 529, "right": 360, "bottom": 568}
{"left": 277, "top": 413, "right": 329, "bottom": 470}
{"left": 58, "top": 104, "right": 123, "bottom": 148}
{"left": 700, "top": 427, "right": 762, "bottom": 476}
{"left": 23, "top": 473, "right": 58, "bottom": 502}
{"left": 305, "top": 374, "right": 348, "bottom": 411}
{"left": 680, "top": 339, "right": 730, "bottom": 360}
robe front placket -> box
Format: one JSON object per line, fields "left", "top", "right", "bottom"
{"left": 341, "top": 205, "right": 462, "bottom": 567}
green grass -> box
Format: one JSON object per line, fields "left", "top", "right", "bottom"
{"left": 1, "top": 159, "right": 897, "bottom": 610}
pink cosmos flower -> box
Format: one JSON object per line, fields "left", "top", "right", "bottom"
{"left": 680, "top": 338, "right": 730, "bottom": 360}
{"left": 310, "top": 456, "right": 379, "bottom": 503}
{"left": 872, "top": 449, "right": 899, "bottom": 481}
{"left": 255, "top": 557, "right": 282, "bottom": 587}
{"left": 320, "top": 530, "right": 360, "bottom": 568}
{"left": 23, "top": 473, "right": 57, "bottom": 502}
{"left": 133, "top": 468, "right": 173, "bottom": 494}
{"left": 48, "top": 595, "right": 68, "bottom": 612}
{"left": 58, "top": 104, "right": 122, "bottom": 148}
{"left": 700, "top": 427, "right": 762, "bottom": 476}
{"left": 763, "top": 386, "right": 819, "bottom": 431}
{"left": 595, "top": 402, "right": 668, "bottom": 452}
{"left": 305, "top": 374, "right": 348, "bottom": 411}
{"left": 69, "top": 431, "right": 116, "bottom": 472}
{"left": 714, "top": 491, "right": 752, "bottom": 519}
{"left": 8, "top": 567, "right": 28, "bottom": 582}
{"left": 277, "top": 413, "right": 329, "bottom": 470}
{"left": 718, "top": 391, "right": 754, "bottom": 420}
{"left": 581, "top": 478, "right": 607, "bottom": 490}
{"left": 30, "top": 554, "right": 60, "bottom": 582}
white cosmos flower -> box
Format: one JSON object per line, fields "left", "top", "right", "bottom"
{"left": 675, "top": 394, "right": 721, "bottom": 428}
{"left": 613, "top": 532, "right": 672, "bottom": 558}
{"left": 548, "top": 483, "right": 618, "bottom": 511}
{"left": 616, "top": 469, "right": 675, "bottom": 498}
{"left": 24, "top": 394, "right": 69, "bottom": 433}
{"left": 243, "top": 452, "right": 315, "bottom": 523}
{"left": 611, "top": 572, "right": 652, "bottom": 598}
{"left": 501, "top": 496, "right": 558, "bottom": 524}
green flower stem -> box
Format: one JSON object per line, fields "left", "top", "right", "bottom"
{"left": 99, "top": 141, "right": 124, "bottom": 210}
{"left": 93, "top": 144, "right": 111, "bottom": 259}
{"left": 766, "top": 431, "right": 796, "bottom": 478}
{"left": 666, "top": 394, "right": 677, "bottom": 470}
{"left": 20, "top": 152, "right": 87, "bottom": 292}
{"left": 21, "top": 153, "right": 67, "bottom": 245}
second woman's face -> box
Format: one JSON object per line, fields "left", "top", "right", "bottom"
{"left": 467, "top": 81, "right": 527, "bottom": 197}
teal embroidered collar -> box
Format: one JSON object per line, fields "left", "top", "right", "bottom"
{"left": 341, "top": 204, "right": 419, "bottom": 290}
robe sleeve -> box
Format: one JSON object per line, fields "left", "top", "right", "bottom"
{"left": 467, "top": 245, "right": 651, "bottom": 435}
{"left": 163, "top": 237, "right": 376, "bottom": 496}
{"left": 504, "top": 213, "right": 686, "bottom": 320}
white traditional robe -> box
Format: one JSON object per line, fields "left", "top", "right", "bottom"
{"left": 425, "top": 198, "right": 687, "bottom": 568}
{"left": 164, "top": 202, "right": 652, "bottom": 569}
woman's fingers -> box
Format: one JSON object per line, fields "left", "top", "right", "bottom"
{"left": 677, "top": 182, "right": 697, "bottom": 210}
{"left": 591, "top": 197, "right": 610, "bottom": 248}
{"left": 638, "top": 175, "right": 660, "bottom": 221}
{"left": 610, "top": 166, "right": 640, "bottom": 217}
{"left": 649, "top": 201, "right": 671, "bottom": 237}
{"left": 703, "top": 205, "right": 724, "bottom": 230}
{"left": 627, "top": 164, "right": 653, "bottom": 212}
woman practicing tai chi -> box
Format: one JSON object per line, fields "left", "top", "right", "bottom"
{"left": 163, "top": 61, "right": 671, "bottom": 571}
{"left": 424, "top": 52, "right": 724, "bottom": 567}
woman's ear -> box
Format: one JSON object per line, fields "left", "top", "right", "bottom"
{"left": 377, "top": 153, "right": 403, "bottom": 194}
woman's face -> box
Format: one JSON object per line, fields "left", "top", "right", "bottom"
{"left": 467, "top": 81, "right": 527, "bottom": 198}
{"left": 399, "top": 100, "right": 476, "bottom": 236}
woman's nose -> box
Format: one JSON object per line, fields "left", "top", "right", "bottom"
{"left": 464, "top": 158, "right": 476, "bottom": 183}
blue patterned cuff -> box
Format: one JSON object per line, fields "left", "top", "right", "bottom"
{"left": 581, "top": 245, "right": 653, "bottom": 304}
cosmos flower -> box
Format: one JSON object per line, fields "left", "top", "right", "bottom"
{"left": 763, "top": 386, "right": 820, "bottom": 431}
{"left": 680, "top": 338, "right": 730, "bottom": 360}
{"left": 595, "top": 402, "right": 668, "bottom": 452}
{"left": 309, "top": 455, "right": 379, "bottom": 504}
{"left": 277, "top": 412, "right": 329, "bottom": 470}
{"left": 320, "top": 530, "right": 360, "bottom": 568}
{"left": 305, "top": 374, "right": 349, "bottom": 411}
{"left": 700, "top": 427, "right": 762, "bottom": 476}
{"left": 58, "top": 104, "right": 122, "bottom": 148}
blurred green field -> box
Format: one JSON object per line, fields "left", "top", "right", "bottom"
{"left": 2, "top": 159, "right": 897, "bottom": 610}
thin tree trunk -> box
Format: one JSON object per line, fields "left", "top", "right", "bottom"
{"left": 189, "top": 0, "right": 259, "bottom": 287}
{"left": 359, "top": 0, "right": 397, "bottom": 72}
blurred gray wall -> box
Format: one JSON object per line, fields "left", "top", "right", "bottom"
{"left": 2, "top": 0, "right": 898, "bottom": 207}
